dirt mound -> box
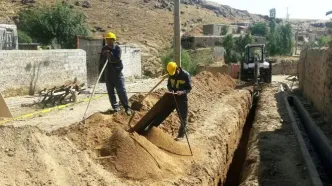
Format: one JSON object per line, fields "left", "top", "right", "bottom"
{"left": 52, "top": 112, "right": 143, "bottom": 150}
{"left": 98, "top": 127, "right": 184, "bottom": 180}
{"left": 146, "top": 127, "right": 192, "bottom": 156}
{"left": 0, "top": 126, "right": 123, "bottom": 185}
{"left": 129, "top": 92, "right": 162, "bottom": 111}
{"left": 50, "top": 72, "right": 237, "bottom": 181}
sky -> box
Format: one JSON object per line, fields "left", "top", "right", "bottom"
{"left": 210, "top": 0, "right": 332, "bottom": 20}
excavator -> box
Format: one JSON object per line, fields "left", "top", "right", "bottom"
{"left": 239, "top": 44, "right": 272, "bottom": 84}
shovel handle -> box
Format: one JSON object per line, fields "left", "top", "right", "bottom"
{"left": 141, "top": 74, "right": 168, "bottom": 102}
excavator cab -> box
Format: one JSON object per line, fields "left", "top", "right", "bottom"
{"left": 240, "top": 44, "right": 272, "bottom": 84}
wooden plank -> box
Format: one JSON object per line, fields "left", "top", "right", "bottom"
{"left": 0, "top": 92, "right": 13, "bottom": 118}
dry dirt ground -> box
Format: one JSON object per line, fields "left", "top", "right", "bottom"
{"left": 0, "top": 72, "right": 254, "bottom": 185}
{"left": 239, "top": 84, "right": 310, "bottom": 186}
{"left": 3, "top": 78, "right": 168, "bottom": 132}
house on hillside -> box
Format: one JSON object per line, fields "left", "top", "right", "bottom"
{"left": 182, "top": 35, "right": 266, "bottom": 49}
{"left": 203, "top": 24, "right": 249, "bottom": 36}
{"left": 0, "top": 24, "right": 18, "bottom": 50}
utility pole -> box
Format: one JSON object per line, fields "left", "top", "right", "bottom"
{"left": 286, "top": 7, "right": 290, "bottom": 23}
{"left": 295, "top": 24, "right": 299, "bottom": 55}
{"left": 174, "top": 0, "right": 181, "bottom": 66}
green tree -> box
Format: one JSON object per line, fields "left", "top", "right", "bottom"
{"left": 222, "top": 34, "right": 235, "bottom": 64}
{"left": 235, "top": 34, "right": 253, "bottom": 60}
{"left": 18, "top": 30, "right": 33, "bottom": 43}
{"left": 18, "top": 3, "right": 89, "bottom": 48}
{"left": 317, "top": 36, "right": 330, "bottom": 47}
{"left": 249, "top": 22, "right": 268, "bottom": 36}
{"left": 161, "top": 49, "right": 197, "bottom": 75}
{"left": 221, "top": 25, "right": 229, "bottom": 35}
{"left": 267, "top": 19, "right": 293, "bottom": 56}
{"left": 278, "top": 23, "right": 293, "bottom": 55}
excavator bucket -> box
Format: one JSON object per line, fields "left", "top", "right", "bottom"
{"left": 130, "top": 93, "right": 177, "bottom": 134}
{"left": 0, "top": 92, "right": 12, "bottom": 118}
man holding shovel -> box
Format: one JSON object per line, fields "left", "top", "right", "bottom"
{"left": 166, "top": 62, "right": 192, "bottom": 141}
{"left": 99, "top": 32, "right": 131, "bottom": 115}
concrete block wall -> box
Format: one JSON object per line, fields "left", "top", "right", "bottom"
{"left": 299, "top": 48, "right": 332, "bottom": 121}
{"left": 0, "top": 49, "right": 86, "bottom": 93}
{"left": 77, "top": 37, "right": 142, "bottom": 86}
{"left": 119, "top": 45, "right": 142, "bottom": 78}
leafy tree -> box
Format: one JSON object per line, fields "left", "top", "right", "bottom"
{"left": 161, "top": 49, "right": 197, "bottom": 75}
{"left": 222, "top": 34, "right": 236, "bottom": 64}
{"left": 18, "top": 3, "right": 89, "bottom": 48}
{"left": 235, "top": 34, "right": 253, "bottom": 60}
{"left": 267, "top": 18, "right": 293, "bottom": 56}
{"left": 277, "top": 23, "right": 293, "bottom": 55}
{"left": 317, "top": 36, "right": 330, "bottom": 47}
{"left": 18, "top": 30, "right": 33, "bottom": 43}
{"left": 249, "top": 22, "right": 268, "bottom": 36}
{"left": 221, "top": 25, "right": 229, "bottom": 35}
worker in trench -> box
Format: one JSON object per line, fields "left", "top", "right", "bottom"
{"left": 166, "top": 62, "right": 192, "bottom": 141}
{"left": 99, "top": 32, "right": 132, "bottom": 116}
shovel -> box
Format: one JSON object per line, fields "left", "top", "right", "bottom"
{"left": 131, "top": 74, "right": 168, "bottom": 111}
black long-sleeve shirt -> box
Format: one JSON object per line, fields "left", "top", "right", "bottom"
{"left": 99, "top": 44, "right": 123, "bottom": 75}
{"left": 167, "top": 68, "right": 192, "bottom": 100}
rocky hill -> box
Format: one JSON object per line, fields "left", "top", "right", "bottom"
{"left": 0, "top": 0, "right": 266, "bottom": 76}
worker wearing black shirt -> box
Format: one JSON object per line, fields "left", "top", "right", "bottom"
{"left": 99, "top": 32, "right": 131, "bottom": 115}
{"left": 166, "top": 62, "right": 192, "bottom": 140}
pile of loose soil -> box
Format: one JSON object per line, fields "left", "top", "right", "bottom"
{"left": 98, "top": 127, "right": 184, "bottom": 181}
{"left": 146, "top": 127, "right": 192, "bottom": 156}
{"left": 0, "top": 126, "right": 125, "bottom": 185}
{"left": 50, "top": 71, "right": 240, "bottom": 183}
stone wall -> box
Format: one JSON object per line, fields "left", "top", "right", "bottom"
{"left": 299, "top": 48, "right": 332, "bottom": 121}
{"left": 0, "top": 50, "right": 86, "bottom": 94}
{"left": 267, "top": 57, "right": 299, "bottom": 75}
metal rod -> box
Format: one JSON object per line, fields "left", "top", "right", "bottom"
{"left": 174, "top": 0, "right": 181, "bottom": 67}
{"left": 80, "top": 59, "right": 109, "bottom": 124}
{"left": 171, "top": 92, "right": 193, "bottom": 156}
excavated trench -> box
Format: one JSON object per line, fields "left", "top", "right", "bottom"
{"left": 0, "top": 72, "right": 261, "bottom": 185}
{"left": 220, "top": 93, "right": 258, "bottom": 186}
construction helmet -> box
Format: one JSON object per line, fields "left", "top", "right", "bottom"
{"left": 167, "top": 62, "right": 177, "bottom": 76}
{"left": 104, "top": 32, "right": 116, "bottom": 40}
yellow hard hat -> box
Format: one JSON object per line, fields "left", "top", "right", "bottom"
{"left": 167, "top": 62, "right": 177, "bottom": 76}
{"left": 104, "top": 32, "right": 116, "bottom": 40}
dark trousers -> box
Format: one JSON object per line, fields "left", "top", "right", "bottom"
{"left": 146, "top": 95, "right": 188, "bottom": 137}
{"left": 175, "top": 99, "right": 188, "bottom": 137}
{"left": 104, "top": 68, "right": 129, "bottom": 110}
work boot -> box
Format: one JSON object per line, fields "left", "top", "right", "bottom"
{"left": 175, "top": 135, "right": 184, "bottom": 141}
{"left": 113, "top": 107, "right": 120, "bottom": 114}
{"left": 125, "top": 108, "right": 132, "bottom": 116}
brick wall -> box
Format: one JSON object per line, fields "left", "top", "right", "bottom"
{"left": 0, "top": 50, "right": 86, "bottom": 94}
{"left": 299, "top": 48, "right": 332, "bottom": 121}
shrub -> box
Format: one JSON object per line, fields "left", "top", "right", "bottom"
{"left": 18, "top": 2, "right": 89, "bottom": 48}
{"left": 18, "top": 30, "right": 33, "bottom": 43}
{"left": 161, "top": 49, "right": 197, "bottom": 75}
